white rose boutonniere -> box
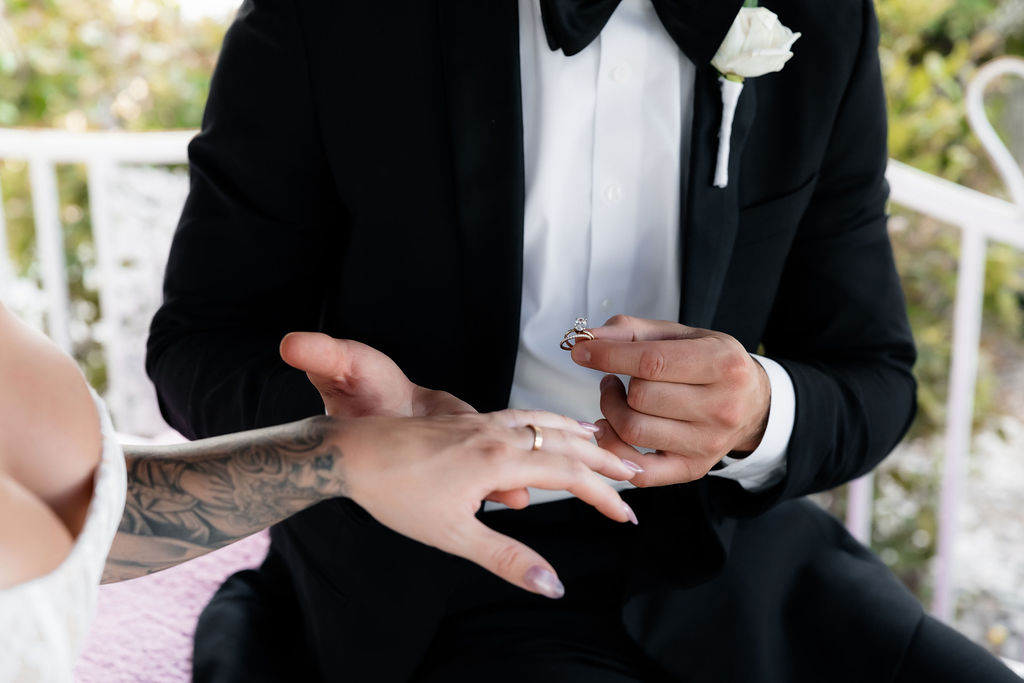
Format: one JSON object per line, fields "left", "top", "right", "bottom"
{"left": 710, "top": 3, "right": 801, "bottom": 188}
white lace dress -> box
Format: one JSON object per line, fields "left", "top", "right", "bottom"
{"left": 0, "top": 391, "right": 127, "bottom": 683}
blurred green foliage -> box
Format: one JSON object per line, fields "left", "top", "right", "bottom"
{"left": 0, "top": 0, "right": 221, "bottom": 129}
{"left": 0, "top": 0, "right": 226, "bottom": 387}
{"left": 2, "top": 0, "right": 1024, "bottom": 614}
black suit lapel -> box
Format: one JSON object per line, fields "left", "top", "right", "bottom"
{"left": 438, "top": 0, "right": 525, "bottom": 411}
{"left": 680, "top": 66, "right": 757, "bottom": 329}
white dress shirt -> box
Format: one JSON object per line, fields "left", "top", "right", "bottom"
{"left": 502, "top": 0, "right": 794, "bottom": 506}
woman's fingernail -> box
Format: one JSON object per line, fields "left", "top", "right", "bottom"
{"left": 578, "top": 421, "right": 600, "bottom": 433}
{"left": 575, "top": 346, "right": 591, "bottom": 363}
{"left": 621, "top": 459, "right": 645, "bottom": 473}
{"left": 623, "top": 502, "right": 639, "bottom": 526}
{"left": 524, "top": 566, "right": 565, "bottom": 599}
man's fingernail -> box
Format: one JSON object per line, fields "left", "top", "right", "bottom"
{"left": 524, "top": 566, "right": 565, "bottom": 599}
{"left": 623, "top": 502, "right": 639, "bottom": 525}
{"left": 600, "top": 375, "right": 614, "bottom": 389}
{"left": 621, "top": 459, "right": 645, "bottom": 473}
{"left": 594, "top": 421, "right": 606, "bottom": 439}
{"left": 578, "top": 421, "right": 600, "bottom": 433}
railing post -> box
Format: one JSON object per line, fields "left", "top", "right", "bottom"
{"left": 0, "top": 172, "right": 11, "bottom": 293}
{"left": 85, "top": 158, "right": 123, "bottom": 419}
{"left": 28, "top": 156, "right": 71, "bottom": 352}
{"left": 932, "top": 226, "right": 987, "bottom": 622}
{"left": 85, "top": 159, "right": 115, "bottom": 331}
{"left": 845, "top": 472, "right": 875, "bottom": 545}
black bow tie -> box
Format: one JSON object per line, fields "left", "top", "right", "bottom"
{"left": 539, "top": 0, "right": 745, "bottom": 65}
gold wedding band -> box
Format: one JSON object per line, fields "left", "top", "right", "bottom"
{"left": 526, "top": 424, "right": 544, "bottom": 451}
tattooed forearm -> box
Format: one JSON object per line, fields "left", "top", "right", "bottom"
{"left": 103, "top": 416, "right": 346, "bottom": 583}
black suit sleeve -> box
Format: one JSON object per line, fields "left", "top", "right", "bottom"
{"left": 147, "top": 0, "right": 340, "bottom": 438}
{"left": 711, "top": 0, "right": 917, "bottom": 514}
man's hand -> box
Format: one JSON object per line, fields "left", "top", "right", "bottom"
{"left": 570, "top": 315, "right": 771, "bottom": 487}
{"left": 280, "top": 332, "right": 474, "bottom": 418}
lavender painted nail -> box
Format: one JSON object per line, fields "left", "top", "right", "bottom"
{"left": 524, "top": 566, "right": 565, "bottom": 599}
{"left": 621, "top": 459, "right": 645, "bottom": 473}
{"left": 623, "top": 502, "right": 639, "bottom": 525}
{"left": 578, "top": 421, "right": 601, "bottom": 433}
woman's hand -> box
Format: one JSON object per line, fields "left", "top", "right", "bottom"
{"left": 282, "top": 331, "right": 641, "bottom": 597}
{"left": 331, "top": 409, "right": 639, "bottom": 598}
{"left": 280, "top": 330, "right": 635, "bottom": 503}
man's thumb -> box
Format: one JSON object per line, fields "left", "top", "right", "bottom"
{"left": 280, "top": 332, "right": 349, "bottom": 379}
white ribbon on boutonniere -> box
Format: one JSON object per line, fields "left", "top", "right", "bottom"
{"left": 710, "top": 1, "right": 801, "bottom": 188}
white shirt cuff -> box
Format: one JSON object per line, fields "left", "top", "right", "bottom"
{"left": 707, "top": 354, "right": 793, "bottom": 493}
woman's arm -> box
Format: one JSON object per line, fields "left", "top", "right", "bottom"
{"left": 104, "top": 415, "right": 342, "bottom": 582}
{"left": 0, "top": 302, "right": 635, "bottom": 596}
{"left": 106, "top": 409, "right": 638, "bottom": 598}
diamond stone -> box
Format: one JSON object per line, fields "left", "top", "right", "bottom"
{"left": 573, "top": 317, "right": 588, "bottom": 332}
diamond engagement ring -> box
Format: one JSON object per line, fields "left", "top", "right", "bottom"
{"left": 560, "top": 317, "right": 595, "bottom": 351}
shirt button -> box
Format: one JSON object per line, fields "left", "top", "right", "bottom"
{"left": 604, "top": 184, "right": 623, "bottom": 202}
{"left": 610, "top": 64, "right": 631, "bottom": 83}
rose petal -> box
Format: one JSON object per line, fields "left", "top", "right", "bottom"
{"left": 712, "top": 19, "right": 747, "bottom": 74}
{"left": 741, "top": 14, "right": 772, "bottom": 53}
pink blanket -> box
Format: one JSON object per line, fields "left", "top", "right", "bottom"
{"left": 74, "top": 531, "right": 269, "bottom": 682}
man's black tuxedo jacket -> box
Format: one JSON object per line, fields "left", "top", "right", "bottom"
{"left": 148, "top": 0, "right": 922, "bottom": 680}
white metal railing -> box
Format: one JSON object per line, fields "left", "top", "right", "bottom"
{"left": 0, "top": 128, "right": 194, "bottom": 354}
{"left": 0, "top": 57, "right": 1023, "bottom": 630}
{"left": 0, "top": 128, "right": 194, "bottom": 437}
